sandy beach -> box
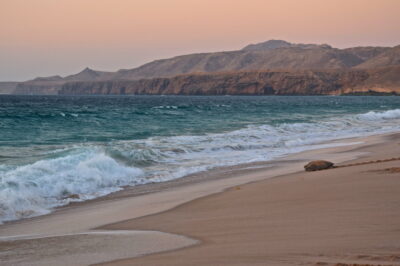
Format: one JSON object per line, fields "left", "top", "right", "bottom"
{"left": 3, "top": 1, "right": 400, "bottom": 265}
{"left": 0, "top": 133, "right": 399, "bottom": 266}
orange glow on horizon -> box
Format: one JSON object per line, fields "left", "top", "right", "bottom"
{"left": 1, "top": 0, "right": 400, "bottom": 80}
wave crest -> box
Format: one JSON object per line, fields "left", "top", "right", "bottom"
{"left": 0, "top": 150, "right": 143, "bottom": 222}
{"left": 1, "top": 108, "right": 400, "bottom": 223}
{"left": 358, "top": 109, "right": 400, "bottom": 120}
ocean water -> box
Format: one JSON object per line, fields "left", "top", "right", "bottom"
{"left": 0, "top": 95, "right": 400, "bottom": 223}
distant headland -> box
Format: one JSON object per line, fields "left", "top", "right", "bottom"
{"left": 2, "top": 40, "right": 400, "bottom": 95}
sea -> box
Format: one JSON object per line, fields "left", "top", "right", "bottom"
{"left": 0, "top": 95, "right": 399, "bottom": 223}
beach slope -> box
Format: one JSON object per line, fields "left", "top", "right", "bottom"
{"left": 100, "top": 135, "right": 400, "bottom": 266}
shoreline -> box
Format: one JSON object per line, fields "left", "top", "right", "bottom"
{"left": 0, "top": 132, "right": 399, "bottom": 265}
{"left": 0, "top": 131, "right": 375, "bottom": 228}
{"left": 0, "top": 130, "right": 385, "bottom": 225}
{"left": 101, "top": 132, "right": 400, "bottom": 266}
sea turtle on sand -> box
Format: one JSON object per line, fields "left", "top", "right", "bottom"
{"left": 304, "top": 160, "right": 334, "bottom": 171}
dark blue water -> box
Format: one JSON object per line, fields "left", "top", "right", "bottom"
{"left": 1, "top": 95, "right": 399, "bottom": 222}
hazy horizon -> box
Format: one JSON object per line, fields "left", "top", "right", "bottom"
{"left": 1, "top": 0, "right": 400, "bottom": 81}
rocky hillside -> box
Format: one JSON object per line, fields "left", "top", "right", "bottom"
{"left": 11, "top": 40, "right": 400, "bottom": 95}
{"left": 111, "top": 40, "right": 396, "bottom": 80}
{"left": 241, "top": 39, "right": 332, "bottom": 51}
{"left": 343, "top": 46, "right": 390, "bottom": 61}
{"left": 59, "top": 66, "right": 400, "bottom": 96}
{"left": 14, "top": 68, "right": 114, "bottom": 95}
{"left": 113, "top": 46, "right": 362, "bottom": 80}
{"left": 355, "top": 45, "right": 400, "bottom": 69}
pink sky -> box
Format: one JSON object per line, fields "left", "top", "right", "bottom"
{"left": 1, "top": 0, "right": 400, "bottom": 81}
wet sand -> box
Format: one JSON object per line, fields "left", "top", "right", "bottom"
{"left": 0, "top": 133, "right": 399, "bottom": 265}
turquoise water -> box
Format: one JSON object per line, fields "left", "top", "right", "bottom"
{"left": 1, "top": 95, "right": 400, "bottom": 222}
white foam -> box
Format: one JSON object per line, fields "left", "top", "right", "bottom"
{"left": 0, "top": 150, "right": 143, "bottom": 223}
{"left": 1, "top": 108, "right": 400, "bottom": 223}
{"left": 358, "top": 108, "right": 400, "bottom": 120}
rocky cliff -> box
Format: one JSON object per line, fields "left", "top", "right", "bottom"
{"left": 12, "top": 40, "right": 400, "bottom": 95}
{"left": 13, "top": 68, "right": 114, "bottom": 95}
{"left": 59, "top": 67, "right": 400, "bottom": 96}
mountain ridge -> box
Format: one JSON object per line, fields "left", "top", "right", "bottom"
{"left": 59, "top": 66, "right": 400, "bottom": 96}
{"left": 11, "top": 40, "right": 400, "bottom": 95}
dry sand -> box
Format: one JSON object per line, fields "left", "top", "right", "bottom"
{"left": 0, "top": 133, "right": 399, "bottom": 265}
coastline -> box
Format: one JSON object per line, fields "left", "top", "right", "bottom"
{"left": 100, "top": 132, "right": 400, "bottom": 266}
{"left": 0, "top": 132, "right": 399, "bottom": 265}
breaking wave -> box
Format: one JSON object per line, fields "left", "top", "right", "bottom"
{"left": 1, "top": 108, "right": 400, "bottom": 223}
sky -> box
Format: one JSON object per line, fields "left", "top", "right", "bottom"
{"left": 1, "top": 0, "right": 400, "bottom": 81}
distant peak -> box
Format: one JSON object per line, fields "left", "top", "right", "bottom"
{"left": 242, "top": 40, "right": 292, "bottom": 51}
{"left": 264, "top": 39, "right": 292, "bottom": 45}
{"left": 63, "top": 67, "right": 104, "bottom": 81}
{"left": 242, "top": 40, "right": 332, "bottom": 51}
{"left": 81, "top": 67, "right": 95, "bottom": 72}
